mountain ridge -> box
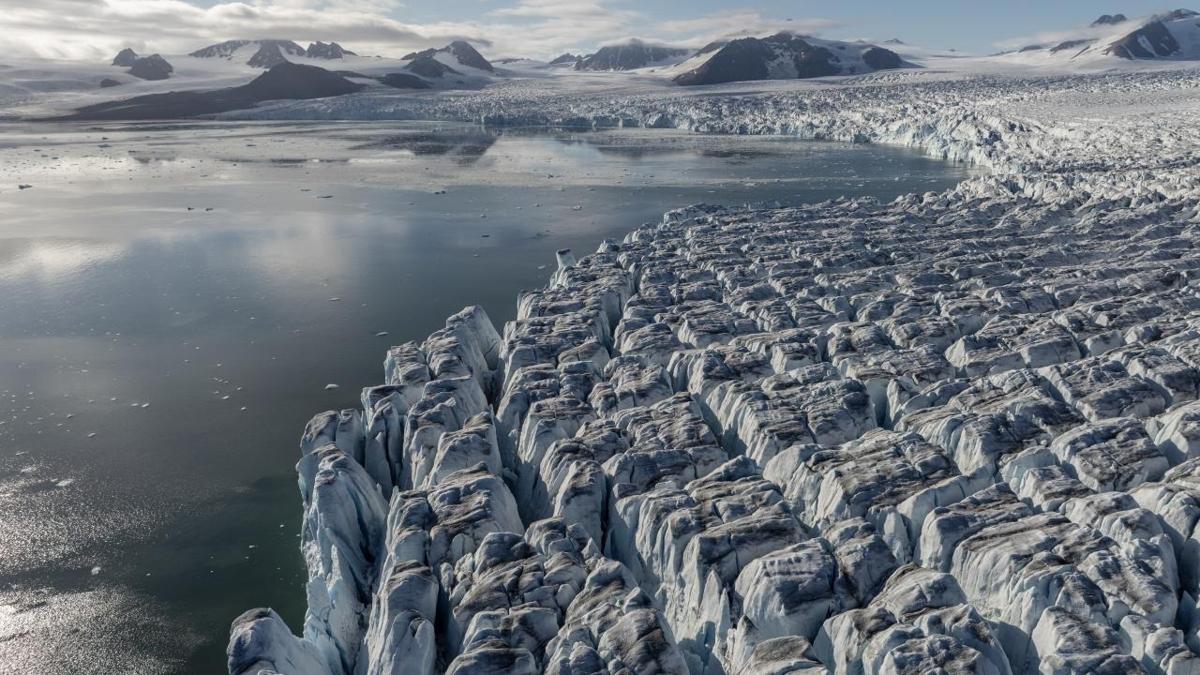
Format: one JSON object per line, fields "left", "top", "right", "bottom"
{"left": 63, "top": 61, "right": 362, "bottom": 120}
{"left": 575, "top": 40, "right": 690, "bottom": 71}
{"left": 673, "top": 33, "right": 905, "bottom": 86}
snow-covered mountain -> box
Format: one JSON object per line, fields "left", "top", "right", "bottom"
{"left": 13, "top": 13, "right": 1200, "bottom": 121}
{"left": 1103, "top": 9, "right": 1200, "bottom": 59}
{"left": 574, "top": 40, "right": 690, "bottom": 71}
{"left": 1012, "top": 9, "right": 1200, "bottom": 62}
{"left": 402, "top": 41, "right": 494, "bottom": 73}
{"left": 549, "top": 53, "right": 581, "bottom": 67}
{"left": 671, "top": 33, "right": 905, "bottom": 86}
{"left": 128, "top": 54, "right": 173, "bottom": 81}
{"left": 107, "top": 48, "right": 174, "bottom": 80}
{"left": 188, "top": 39, "right": 357, "bottom": 68}
{"left": 111, "top": 48, "right": 139, "bottom": 67}
{"left": 14, "top": 38, "right": 498, "bottom": 117}
{"left": 1091, "top": 14, "right": 1128, "bottom": 27}
{"left": 305, "top": 41, "right": 356, "bottom": 60}
{"left": 189, "top": 40, "right": 304, "bottom": 67}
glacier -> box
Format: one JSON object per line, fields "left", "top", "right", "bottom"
{"left": 229, "top": 61, "right": 1200, "bottom": 675}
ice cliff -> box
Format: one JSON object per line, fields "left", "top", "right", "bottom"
{"left": 230, "top": 66, "right": 1200, "bottom": 674}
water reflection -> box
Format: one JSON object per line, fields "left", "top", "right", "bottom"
{"left": 352, "top": 130, "right": 499, "bottom": 162}
{"left": 0, "top": 240, "right": 127, "bottom": 282}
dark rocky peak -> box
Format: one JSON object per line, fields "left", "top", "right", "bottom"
{"left": 112, "top": 48, "right": 139, "bottom": 67}
{"left": 128, "top": 54, "right": 173, "bottom": 81}
{"left": 248, "top": 43, "right": 291, "bottom": 68}
{"left": 402, "top": 41, "right": 493, "bottom": 72}
{"left": 235, "top": 61, "right": 362, "bottom": 99}
{"left": 1104, "top": 10, "right": 1198, "bottom": 59}
{"left": 575, "top": 39, "right": 689, "bottom": 71}
{"left": 1092, "top": 14, "right": 1128, "bottom": 26}
{"left": 67, "top": 62, "right": 363, "bottom": 121}
{"left": 674, "top": 33, "right": 902, "bottom": 87}
{"left": 190, "top": 40, "right": 305, "bottom": 65}
{"left": 404, "top": 55, "right": 460, "bottom": 78}
{"left": 306, "top": 42, "right": 356, "bottom": 59}
{"left": 673, "top": 35, "right": 806, "bottom": 86}
{"left": 445, "top": 41, "right": 493, "bottom": 72}
{"left": 190, "top": 39, "right": 254, "bottom": 58}
{"left": 863, "top": 46, "right": 903, "bottom": 69}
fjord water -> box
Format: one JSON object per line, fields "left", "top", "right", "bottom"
{"left": 0, "top": 121, "right": 974, "bottom": 673}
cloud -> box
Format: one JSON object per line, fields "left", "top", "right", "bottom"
{"left": 490, "top": 0, "right": 630, "bottom": 22}
{"left": 0, "top": 0, "right": 845, "bottom": 63}
{"left": 657, "top": 11, "right": 840, "bottom": 45}
{"left": 490, "top": 4, "right": 845, "bottom": 58}
{"left": 590, "top": 11, "right": 844, "bottom": 53}
{"left": 483, "top": 0, "right": 642, "bottom": 56}
{"left": 0, "top": 0, "right": 490, "bottom": 60}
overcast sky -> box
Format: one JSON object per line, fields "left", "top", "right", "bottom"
{"left": 0, "top": 0, "right": 1182, "bottom": 61}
